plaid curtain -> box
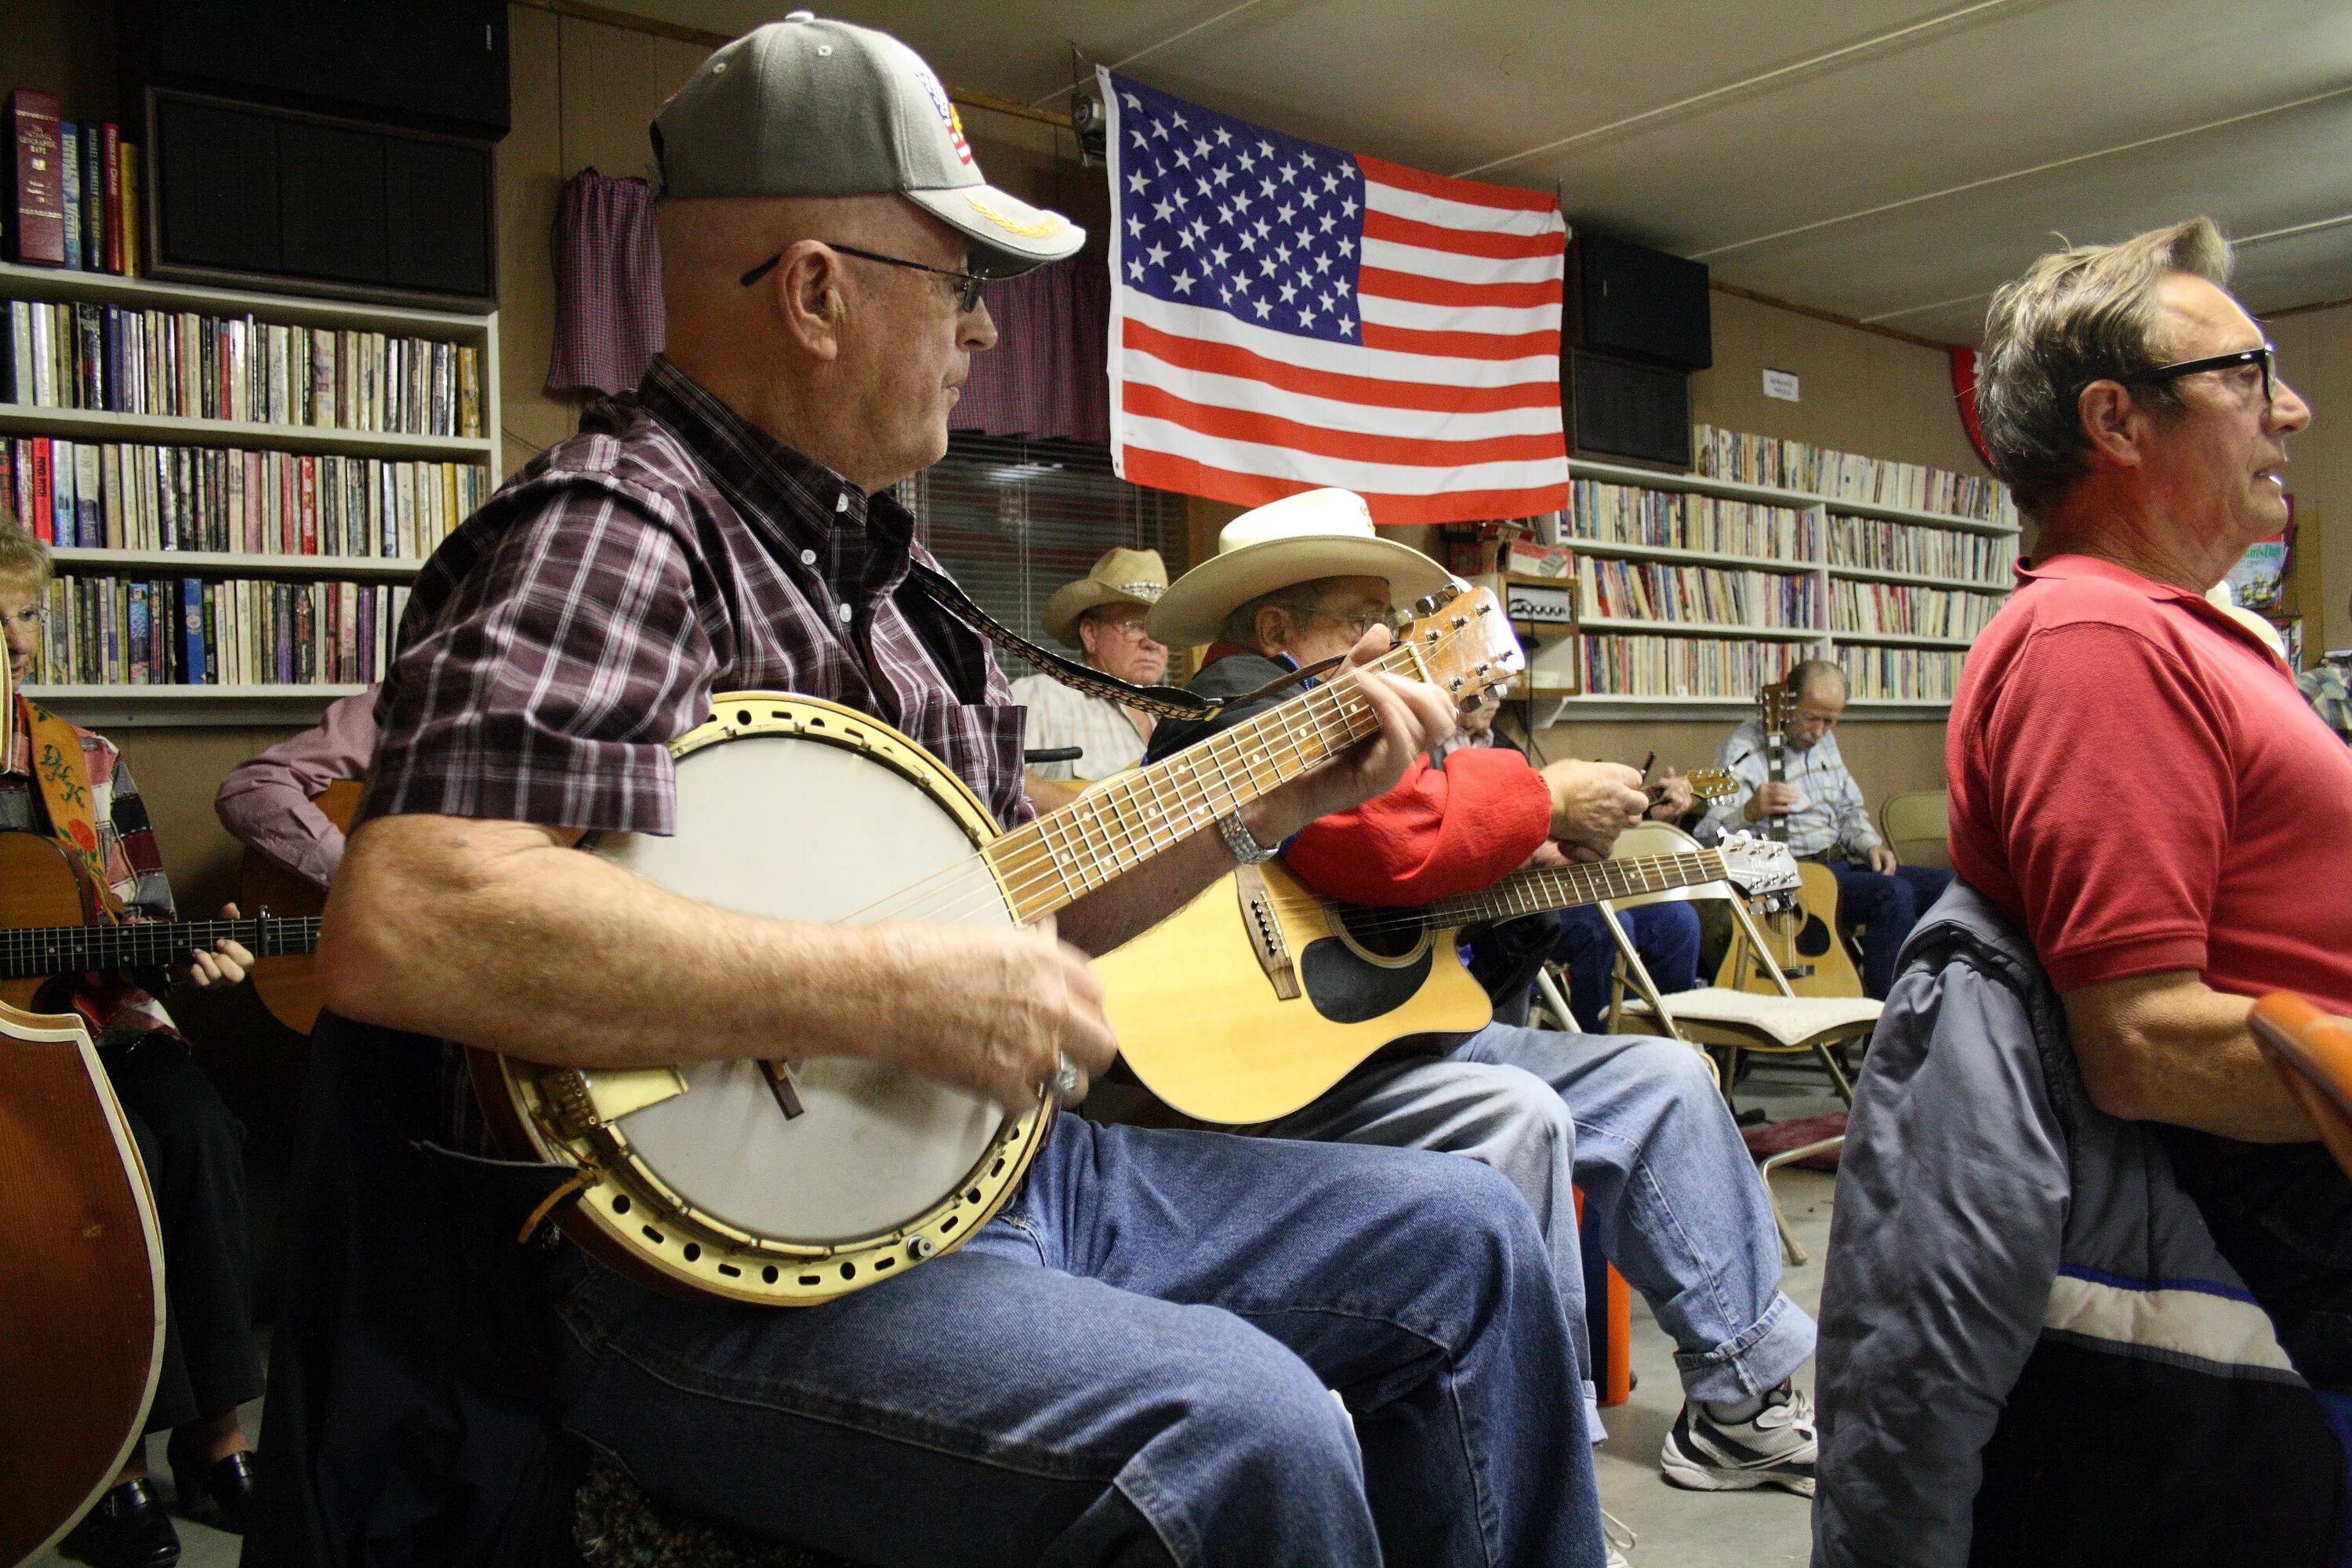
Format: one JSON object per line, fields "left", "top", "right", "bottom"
{"left": 952, "top": 256, "right": 1109, "bottom": 446}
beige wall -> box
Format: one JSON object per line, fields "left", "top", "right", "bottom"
{"left": 2270, "top": 301, "right": 2352, "bottom": 655}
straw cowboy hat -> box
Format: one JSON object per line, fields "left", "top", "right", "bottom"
{"left": 1147, "top": 489, "right": 1453, "bottom": 648}
{"left": 1041, "top": 547, "right": 1170, "bottom": 647}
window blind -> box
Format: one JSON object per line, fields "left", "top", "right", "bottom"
{"left": 897, "top": 434, "right": 1189, "bottom": 677}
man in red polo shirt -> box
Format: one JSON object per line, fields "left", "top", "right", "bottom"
{"left": 1955, "top": 216, "right": 2351, "bottom": 1399}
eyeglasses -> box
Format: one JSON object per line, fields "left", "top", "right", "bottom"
{"left": 1093, "top": 615, "right": 1163, "bottom": 644}
{"left": 739, "top": 241, "right": 990, "bottom": 313}
{"left": 1306, "top": 604, "right": 1407, "bottom": 639}
{"left": 2113, "top": 343, "right": 2278, "bottom": 406}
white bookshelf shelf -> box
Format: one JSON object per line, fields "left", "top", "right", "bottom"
{"left": 1577, "top": 616, "right": 1828, "bottom": 642}
{"left": 49, "top": 547, "right": 426, "bottom": 581}
{"left": 24, "top": 683, "right": 367, "bottom": 728}
{"left": 1569, "top": 536, "right": 1820, "bottom": 572}
{"left": 1830, "top": 630, "right": 1979, "bottom": 648}
{"left": 1827, "top": 562, "right": 2011, "bottom": 592}
{"left": 0, "top": 260, "right": 493, "bottom": 337}
{"left": 1568, "top": 456, "right": 2021, "bottom": 536}
{"left": 0, "top": 401, "right": 495, "bottom": 463}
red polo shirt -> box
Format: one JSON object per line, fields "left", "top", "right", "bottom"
{"left": 1948, "top": 554, "right": 2352, "bottom": 1008}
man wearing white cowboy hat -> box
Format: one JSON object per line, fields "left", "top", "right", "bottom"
{"left": 1012, "top": 546, "right": 1170, "bottom": 810}
{"left": 1151, "top": 488, "right": 1821, "bottom": 1501}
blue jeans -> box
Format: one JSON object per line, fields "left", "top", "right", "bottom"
{"left": 1264, "top": 1024, "right": 1815, "bottom": 1426}
{"left": 1828, "top": 860, "right": 1955, "bottom": 998}
{"left": 1552, "top": 902, "right": 1702, "bottom": 1033}
{"left": 549, "top": 1114, "right": 1601, "bottom": 1567}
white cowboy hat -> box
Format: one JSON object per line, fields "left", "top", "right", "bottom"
{"left": 1040, "top": 547, "right": 1169, "bottom": 648}
{"left": 1146, "top": 489, "right": 1453, "bottom": 648}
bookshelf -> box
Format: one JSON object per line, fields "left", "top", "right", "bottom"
{"left": 0, "top": 260, "right": 499, "bottom": 727}
{"left": 1512, "top": 449, "right": 2020, "bottom": 724}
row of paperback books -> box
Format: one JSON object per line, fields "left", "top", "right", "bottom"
{"left": 1828, "top": 580, "right": 2005, "bottom": 641}
{"left": 7, "top": 91, "right": 140, "bottom": 274}
{"left": 1837, "top": 645, "right": 1966, "bottom": 702}
{"left": 3, "top": 297, "right": 485, "bottom": 438}
{"left": 1580, "top": 633, "right": 1801, "bottom": 699}
{"left": 1826, "top": 514, "right": 2018, "bottom": 584}
{"left": 1571, "top": 480, "right": 1819, "bottom": 559}
{"left": 1692, "top": 423, "right": 2018, "bottom": 526}
{"left": 2, "top": 436, "right": 488, "bottom": 560}
{"left": 34, "top": 573, "right": 407, "bottom": 688}
{"left": 1577, "top": 557, "right": 1824, "bottom": 630}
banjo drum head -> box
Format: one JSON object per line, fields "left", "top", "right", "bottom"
{"left": 598, "top": 724, "right": 1016, "bottom": 1243}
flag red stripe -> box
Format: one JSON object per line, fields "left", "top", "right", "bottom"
{"left": 1123, "top": 446, "right": 1568, "bottom": 525}
{"left": 1123, "top": 382, "right": 1566, "bottom": 466}
{"left": 1356, "top": 153, "right": 1560, "bottom": 213}
{"left": 1356, "top": 266, "right": 1563, "bottom": 310}
{"left": 1363, "top": 209, "right": 1566, "bottom": 260}
{"left": 1121, "top": 318, "right": 1561, "bottom": 412}
{"left": 1359, "top": 321, "right": 1562, "bottom": 360}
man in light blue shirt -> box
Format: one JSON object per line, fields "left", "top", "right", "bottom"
{"left": 1698, "top": 659, "right": 1951, "bottom": 997}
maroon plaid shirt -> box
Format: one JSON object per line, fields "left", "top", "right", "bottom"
{"left": 363, "top": 354, "right": 1033, "bottom": 839}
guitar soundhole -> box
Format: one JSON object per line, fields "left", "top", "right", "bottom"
{"left": 1335, "top": 902, "right": 1423, "bottom": 960}
{"left": 1795, "top": 917, "right": 1833, "bottom": 958}
{"left": 612, "top": 1194, "right": 631, "bottom": 1214}
{"left": 682, "top": 1243, "right": 701, "bottom": 1263}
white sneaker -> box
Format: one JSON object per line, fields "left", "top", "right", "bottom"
{"left": 1602, "top": 1506, "right": 1635, "bottom": 1567}
{"left": 1659, "top": 1381, "right": 1817, "bottom": 1497}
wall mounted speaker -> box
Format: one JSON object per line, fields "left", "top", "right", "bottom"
{"left": 1573, "top": 233, "right": 1712, "bottom": 371}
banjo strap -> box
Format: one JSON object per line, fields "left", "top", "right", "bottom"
{"left": 906, "top": 561, "right": 1339, "bottom": 721}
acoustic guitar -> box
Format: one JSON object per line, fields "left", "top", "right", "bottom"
{"left": 470, "top": 585, "right": 1526, "bottom": 1308}
{"left": 1711, "top": 682, "right": 1865, "bottom": 997}
{"left": 238, "top": 779, "right": 365, "bottom": 1033}
{"left": 1094, "top": 834, "right": 1800, "bottom": 1124}
{"left": 0, "top": 997, "right": 165, "bottom": 1566}
{"left": 0, "top": 833, "right": 322, "bottom": 1011}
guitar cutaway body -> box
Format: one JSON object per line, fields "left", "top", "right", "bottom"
{"left": 1098, "top": 861, "right": 1492, "bottom": 1124}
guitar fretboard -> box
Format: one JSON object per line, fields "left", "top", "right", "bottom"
{"left": 1421, "top": 850, "right": 1730, "bottom": 930}
{"left": 0, "top": 916, "right": 321, "bottom": 981}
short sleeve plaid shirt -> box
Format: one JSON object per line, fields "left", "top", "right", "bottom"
{"left": 363, "top": 355, "right": 1034, "bottom": 837}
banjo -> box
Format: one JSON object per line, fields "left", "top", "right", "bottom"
{"left": 469, "top": 584, "right": 1524, "bottom": 1305}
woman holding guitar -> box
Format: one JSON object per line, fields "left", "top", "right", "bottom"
{"left": 2, "top": 522, "right": 263, "bottom": 1568}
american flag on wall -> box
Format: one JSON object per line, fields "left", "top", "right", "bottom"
{"left": 1100, "top": 69, "right": 1570, "bottom": 525}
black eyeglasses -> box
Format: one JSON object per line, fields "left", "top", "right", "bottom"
{"left": 739, "top": 241, "right": 989, "bottom": 313}
{"left": 2114, "top": 343, "right": 2278, "bottom": 405}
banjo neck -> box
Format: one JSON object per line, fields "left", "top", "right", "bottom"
{"left": 983, "top": 641, "right": 1427, "bottom": 924}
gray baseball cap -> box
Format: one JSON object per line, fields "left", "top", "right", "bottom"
{"left": 652, "top": 11, "right": 1083, "bottom": 277}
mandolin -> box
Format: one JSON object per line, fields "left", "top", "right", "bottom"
{"left": 0, "top": 833, "right": 321, "bottom": 1011}
{"left": 1710, "top": 682, "right": 1864, "bottom": 997}
{"left": 1094, "top": 835, "right": 1800, "bottom": 1124}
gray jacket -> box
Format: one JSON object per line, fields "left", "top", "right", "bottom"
{"left": 1813, "top": 881, "right": 2339, "bottom": 1568}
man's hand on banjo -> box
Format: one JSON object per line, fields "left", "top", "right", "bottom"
{"left": 870, "top": 918, "right": 1116, "bottom": 1116}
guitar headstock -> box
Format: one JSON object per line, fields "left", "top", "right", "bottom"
{"left": 1758, "top": 681, "right": 1797, "bottom": 735}
{"left": 1405, "top": 583, "right": 1526, "bottom": 710}
{"left": 1681, "top": 767, "right": 1739, "bottom": 805}
{"left": 1718, "top": 831, "right": 1801, "bottom": 899}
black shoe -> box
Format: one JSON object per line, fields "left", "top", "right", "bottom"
{"left": 170, "top": 1448, "right": 256, "bottom": 1534}
{"left": 59, "top": 1478, "right": 181, "bottom": 1568}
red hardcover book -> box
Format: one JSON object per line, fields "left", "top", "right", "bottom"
{"left": 8, "top": 90, "right": 64, "bottom": 266}
{"left": 299, "top": 456, "right": 318, "bottom": 554}
{"left": 28, "top": 437, "right": 53, "bottom": 543}
{"left": 100, "top": 124, "right": 121, "bottom": 274}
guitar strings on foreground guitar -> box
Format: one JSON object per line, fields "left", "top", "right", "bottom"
{"left": 1711, "top": 682, "right": 1865, "bottom": 998}
{"left": 469, "top": 585, "right": 1526, "bottom": 1307}
{"left": 1095, "top": 836, "right": 1800, "bottom": 1124}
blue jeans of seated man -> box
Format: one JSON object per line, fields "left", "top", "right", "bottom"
{"left": 1552, "top": 902, "right": 1702, "bottom": 1033}
{"left": 1828, "top": 859, "right": 1955, "bottom": 999}
{"left": 549, "top": 1114, "right": 1601, "bottom": 1568}
{"left": 1261, "top": 1023, "right": 1815, "bottom": 1436}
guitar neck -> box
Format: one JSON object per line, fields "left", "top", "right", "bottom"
{"left": 983, "top": 642, "right": 1423, "bottom": 924}
{"left": 1422, "top": 849, "right": 1730, "bottom": 931}
{"left": 0, "top": 916, "right": 321, "bottom": 981}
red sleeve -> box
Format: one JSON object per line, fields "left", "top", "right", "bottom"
{"left": 1284, "top": 747, "right": 1552, "bottom": 906}
{"left": 1978, "top": 622, "right": 2228, "bottom": 991}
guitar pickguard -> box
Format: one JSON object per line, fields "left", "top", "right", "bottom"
{"left": 1298, "top": 936, "right": 1436, "bottom": 1024}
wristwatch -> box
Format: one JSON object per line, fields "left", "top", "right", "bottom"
{"left": 1217, "top": 811, "right": 1280, "bottom": 866}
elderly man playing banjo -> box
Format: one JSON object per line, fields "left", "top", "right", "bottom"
{"left": 259, "top": 15, "right": 1603, "bottom": 1568}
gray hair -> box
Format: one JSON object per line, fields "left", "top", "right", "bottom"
{"left": 0, "top": 520, "right": 50, "bottom": 593}
{"left": 1218, "top": 576, "right": 1352, "bottom": 651}
{"left": 1976, "top": 217, "right": 2234, "bottom": 515}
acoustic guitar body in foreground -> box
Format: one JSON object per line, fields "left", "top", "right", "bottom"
{"left": 0, "top": 833, "right": 85, "bottom": 1011}
{"left": 241, "top": 779, "right": 365, "bottom": 1034}
{"left": 0, "top": 999, "right": 165, "bottom": 1566}
{"left": 1098, "top": 863, "right": 1494, "bottom": 1125}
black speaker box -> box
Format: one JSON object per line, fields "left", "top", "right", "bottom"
{"left": 1566, "top": 349, "right": 1691, "bottom": 469}
{"left": 1573, "top": 233, "right": 1712, "bottom": 371}
{"left": 118, "top": 0, "right": 510, "bottom": 140}
{"left": 147, "top": 89, "right": 495, "bottom": 305}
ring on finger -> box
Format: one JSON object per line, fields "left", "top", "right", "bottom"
{"left": 1046, "top": 1051, "right": 1083, "bottom": 1102}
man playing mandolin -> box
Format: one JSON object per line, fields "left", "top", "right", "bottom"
{"left": 1, "top": 521, "right": 262, "bottom": 1568}
{"left": 263, "top": 17, "right": 1607, "bottom": 1568}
